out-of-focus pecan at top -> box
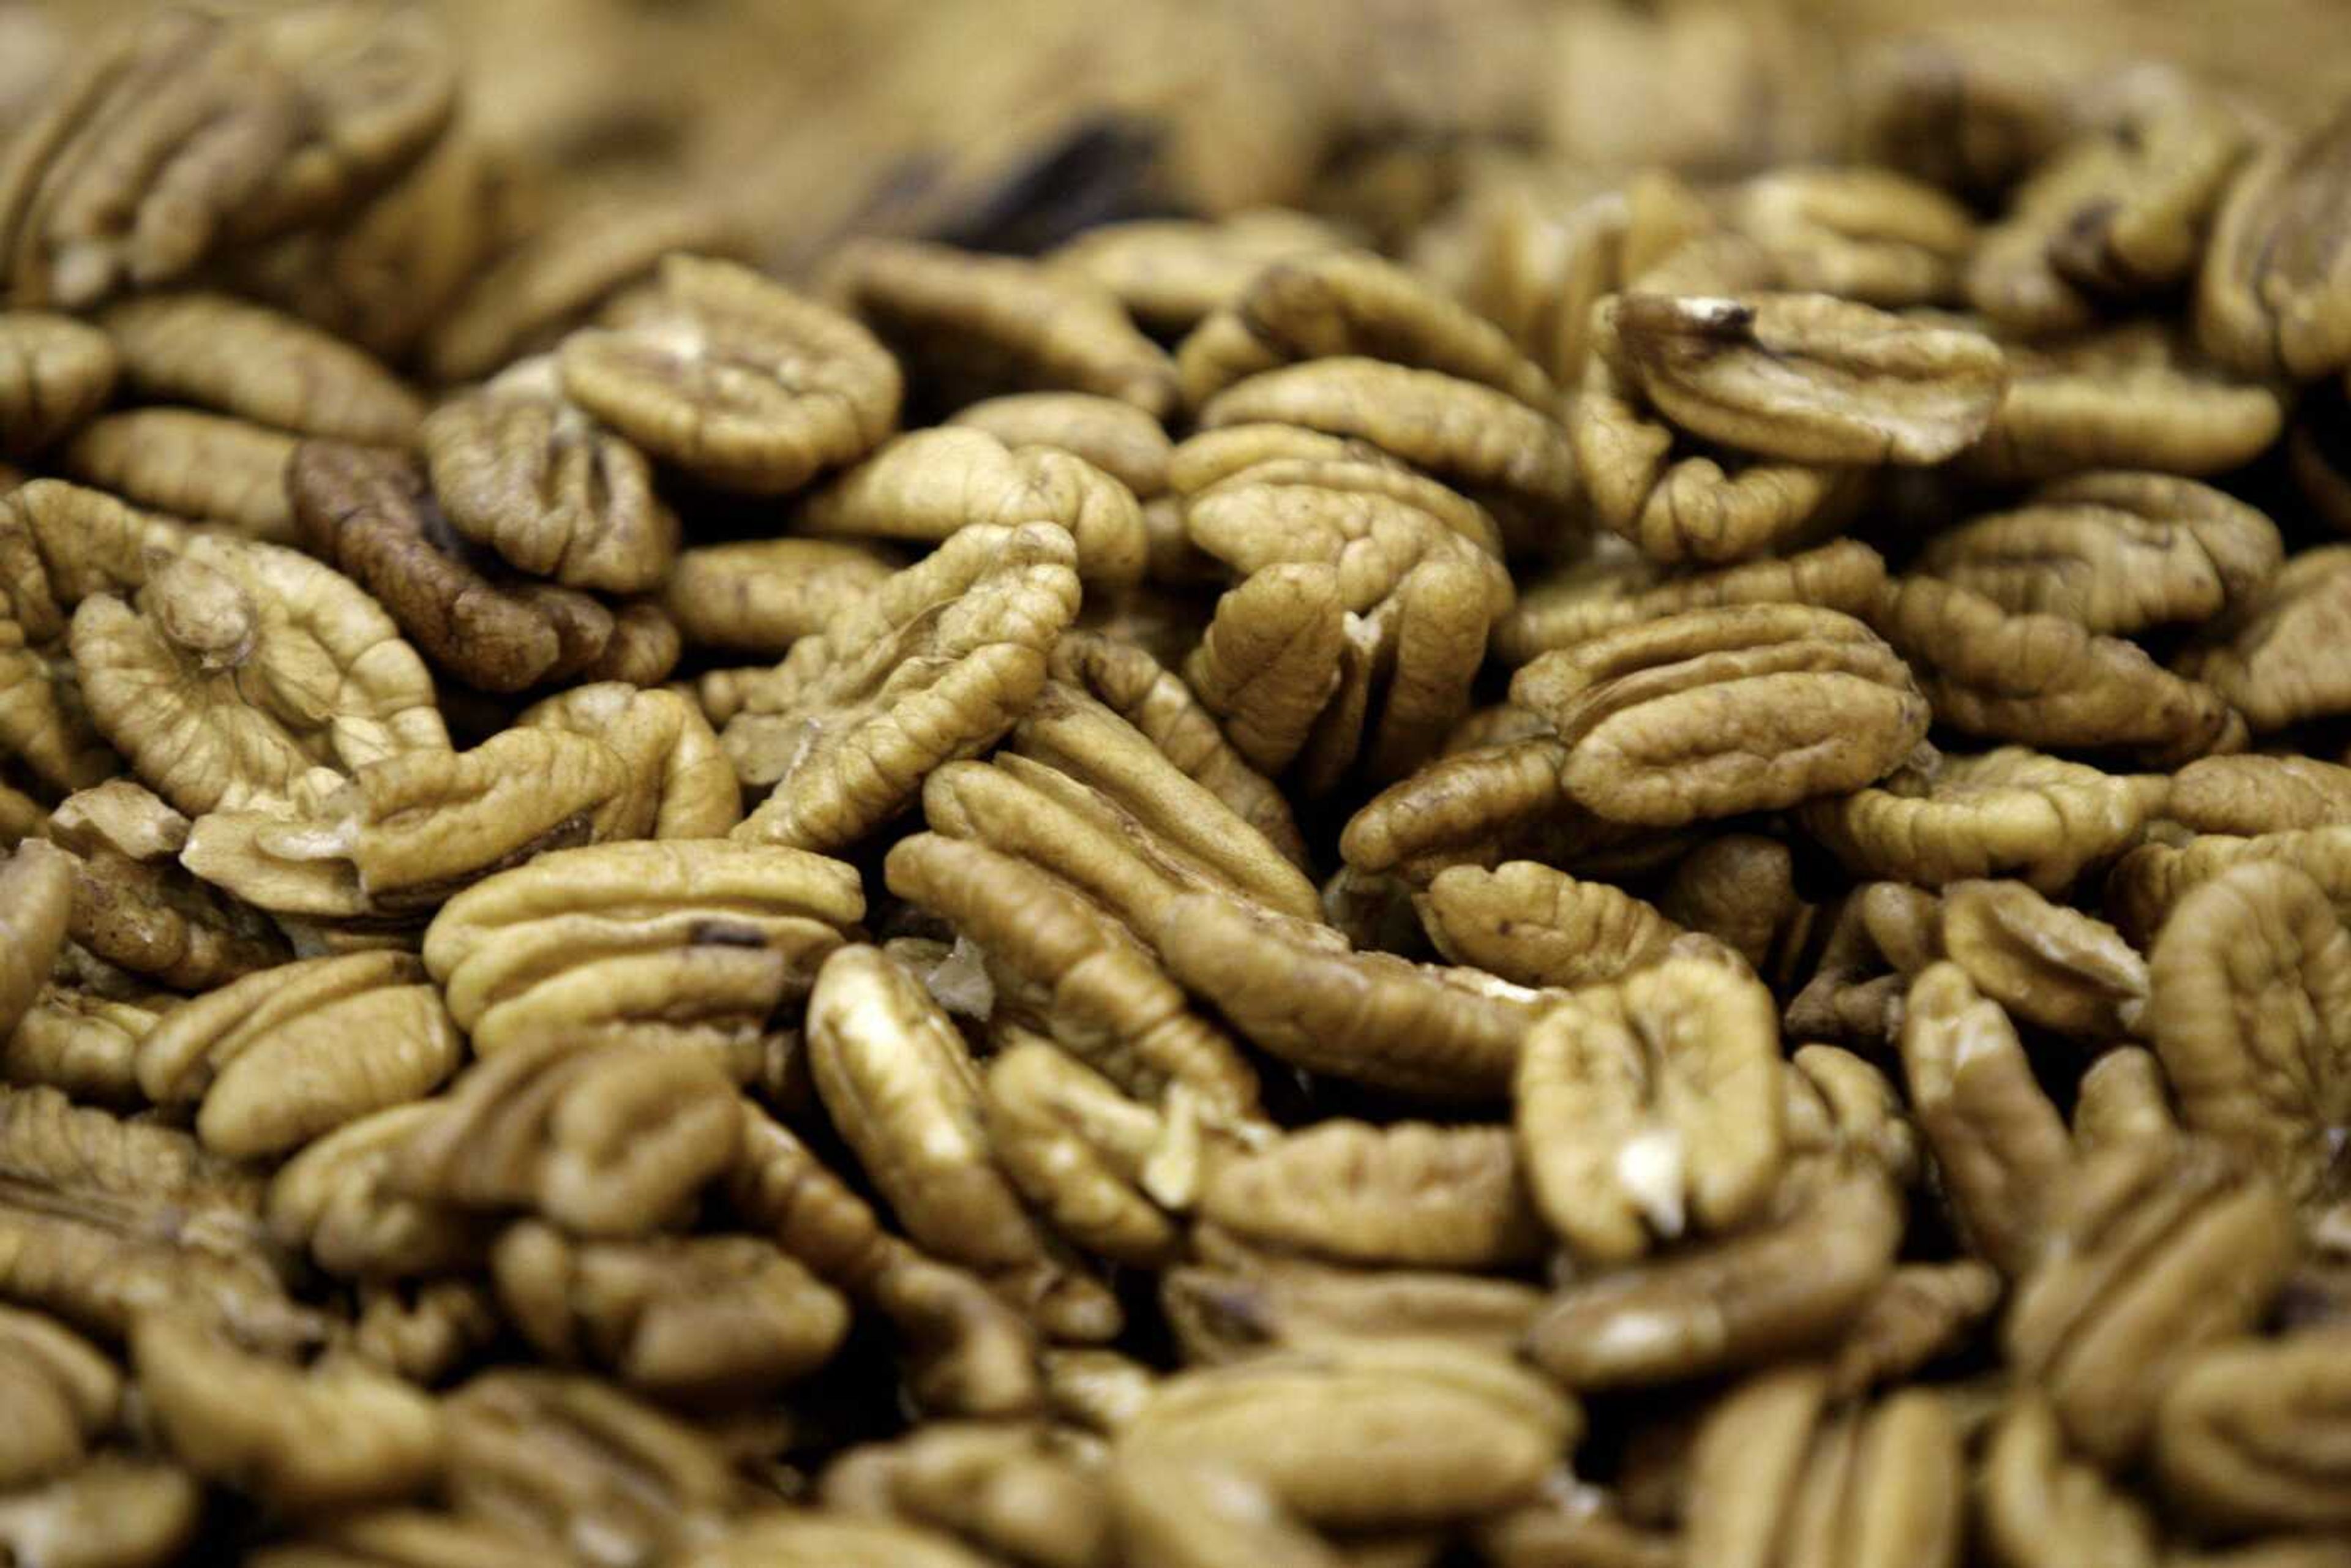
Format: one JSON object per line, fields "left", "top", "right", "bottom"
{"left": 722, "top": 522, "right": 1081, "bottom": 853}
{"left": 1414, "top": 860, "right": 1685, "bottom": 990}
{"left": 830, "top": 239, "right": 1177, "bottom": 418}
{"left": 70, "top": 534, "right": 449, "bottom": 817}
{"left": 2197, "top": 102, "right": 2351, "bottom": 380}
{"left": 1176, "top": 248, "right": 1554, "bottom": 410}
{"left": 1847, "top": 34, "right": 2071, "bottom": 203}
{"left": 560, "top": 253, "right": 901, "bottom": 495}
{"left": 797, "top": 427, "right": 1144, "bottom": 588}
{"left": 1728, "top": 166, "right": 1977, "bottom": 307}
{"left": 97, "top": 292, "right": 423, "bottom": 446}
{"left": 0, "top": 312, "right": 116, "bottom": 457}
{"left": 1596, "top": 292, "right": 2006, "bottom": 467}
{"left": 1047, "top": 210, "right": 1349, "bottom": 337}
{"left": 1508, "top": 604, "right": 1930, "bottom": 827}
{"left": 0, "top": 1, "right": 456, "bottom": 310}
{"left": 422, "top": 356, "right": 678, "bottom": 595}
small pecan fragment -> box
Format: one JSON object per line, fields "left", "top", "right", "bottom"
{"left": 2198, "top": 103, "right": 2351, "bottom": 380}
{"left": 664, "top": 537, "right": 895, "bottom": 658}
{"left": 2154, "top": 1327, "right": 2351, "bottom": 1534}
{"left": 723, "top": 522, "right": 1081, "bottom": 853}
{"left": 1599, "top": 292, "right": 2006, "bottom": 465}
{"left": 833, "top": 239, "right": 1176, "bottom": 416}
{"left": 135, "top": 950, "right": 460, "bottom": 1159}
{"left": 948, "top": 393, "right": 1172, "bottom": 499}
{"left": 1510, "top": 604, "right": 1929, "bottom": 827}
{"left": 0, "top": 312, "right": 116, "bottom": 456}
{"left": 1517, "top": 956, "right": 1785, "bottom": 1262}
{"left": 562, "top": 253, "right": 901, "bottom": 495}
{"left": 2149, "top": 861, "right": 2351, "bottom": 1209}
{"left": 1415, "top": 860, "right": 1684, "bottom": 989}
{"left": 98, "top": 292, "right": 422, "bottom": 445}
{"left": 2004, "top": 1135, "right": 2298, "bottom": 1464}
{"left": 422, "top": 356, "right": 678, "bottom": 595}
{"left": 800, "top": 427, "right": 1145, "bottom": 587}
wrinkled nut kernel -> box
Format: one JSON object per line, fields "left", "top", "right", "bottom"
{"left": 2180, "top": 545, "right": 2351, "bottom": 732}
{"left": 2148, "top": 861, "right": 2351, "bottom": 1209}
{"left": 1509, "top": 604, "right": 1929, "bottom": 828}
{"left": 2153, "top": 1326, "right": 2351, "bottom": 1534}
{"left": 1799, "top": 748, "right": 2158, "bottom": 894}
{"left": 2105, "top": 824, "right": 2351, "bottom": 948}
{"left": 0, "top": 311, "right": 116, "bottom": 456}
{"left": 2197, "top": 103, "right": 2351, "bottom": 380}
{"left": 800, "top": 427, "right": 1146, "bottom": 588}
{"left": 983, "top": 1037, "right": 1187, "bottom": 1269}
{"left": 518, "top": 681, "right": 741, "bottom": 840}
{"left": 135, "top": 950, "right": 461, "bottom": 1158}
{"left": 58, "top": 408, "right": 299, "bottom": 543}
{"left": 1518, "top": 956, "right": 1784, "bottom": 1263}
{"left": 664, "top": 536, "right": 896, "bottom": 658}
{"left": 1730, "top": 167, "right": 1976, "bottom": 306}
{"left": 808, "top": 945, "right": 1119, "bottom": 1343}
{"left": 1176, "top": 248, "right": 1553, "bottom": 410}
{"left": 1598, "top": 292, "right": 2006, "bottom": 466}
{"left": 1495, "top": 538, "right": 1889, "bottom": 666}
{"left": 722, "top": 521, "right": 1081, "bottom": 853}
{"left": 97, "top": 291, "right": 422, "bottom": 445}
{"left": 1415, "top": 860, "right": 1684, "bottom": 989}
{"left": 833, "top": 239, "right": 1177, "bottom": 417}
{"left": 2168, "top": 753, "right": 2351, "bottom": 835}
{"left": 947, "top": 393, "right": 1172, "bottom": 499}
{"left": 2004, "top": 1135, "right": 2298, "bottom": 1465}
{"left": 422, "top": 356, "right": 679, "bottom": 595}
{"left": 1918, "top": 473, "right": 2282, "bottom": 637}
{"left": 1938, "top": 879, "right": 2149, "bottom": 1041}
{"left": 561, "top": 252, "right": 902, "bottom": 495}
{"left": 268, "top": 1102, "right": 490, "bottom": 1281}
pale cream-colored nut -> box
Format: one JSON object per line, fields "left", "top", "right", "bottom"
{"left": 1599, "top": 292, "right": 2006, "bottom": 466}
{"left": 517, "top": 681, "right": 740, "bottom": 840}
{"left": 422, "top": 356, "right": 679, "bottom": 595}
{"left": 1918, "top": 473, "right": 2281, "bottom": 637}
{"left": 1496, "top": 538, "right": 1888, "bottom": 666}
{"left": 1799, "top": 748, "right": 2157, "bottom": 895}
{"left": 1415, "top": 860, "right": 1684, "bottom": 989}
{"left": 1872, "top": 572, "right": 2243, "bottom": 762}
{"left": 492, "top": 1221, "right": 850, "bottom": 1403}
{"left": 181, "top": 726, "right": 635, "bottom": 920}
{"left": 800, "top": 427, "right": 1144, "bottom": 588}
{"left": 809, "top": 945, "right": 1118, "bottom": 1343}
{"left": 0, "top": 1304, "right": 118, "bottom": 1491}
{"left": 1176, "top": 248, "right": 1553, "bottom": 410}
{"left": 98, "top": 291, "right": 422, "bottom": 445}
{"left": 1153, "top": 892, "right": 1543, "bottom": 1099}
{"left": 1968, "top": 86, "right": 2249, "bottom": 336}
{"left": 820, "top": 1421, "right": 1111, "bottom": 1568}
{"left": 268, "top": 1102, "right": 490, "bottom": 1280}
{"left": 1978, "top": 1394, "right": 2160, "bottom": 1568}
{"left": 2197, "top": 103, "right": 2351, "bottom": 380}
{"left": 1960, "top": 323, "right": 2285, "bottom": 484}
{"left": 0, "top": 1457, "right": 201, "bottom": 1568}
{"left": 2072, "top": 1048, "right": 2181, "bottom": 1157}
{"left": 2169, "top": 754, "right": 2351, "bottom": 835}
{"left": 1119, "top": 1341, "right": 1578, "bottom": 1531}
{"left": 423, "top": 837, "right": 858, "bottom": 1066}
{"left": 135, "top": 950, "right": 460, "bottom": 1159}
{"left": 948, "top": 393, "right": 1172, "bottom": 498}
{"left": 1938, "top": 879, "right": 2148, "bottom": 1041}
{"left": 58, "top": 408, "right": 298, "bottom": 543}
{"left": 1730, "top": 167, "right": 1976, "bottom": 306}
{"left": 679, "top": 1510, "right": 996, "bottom": 1568}
{"left": 1828, "top": 1259, "right": 2004, "bottom": 1398}
{"left": 133, "top": 1311, "right": 442, "bottom": 1512}
{"left": 664, "top": 537, "right": 896, "bottom": 658}
{"left": 2180, "top": 544, "right": 2351, "bottom": 732}
{"left": 1526, "top": 1158, "right": 1905, "bottom": 1389}
{"left": 562, "top": 253, "right": 902, "bottom": 495}
{"left": 1899, "top": 964, "right": 2075, "bottom": 1278}
{"left": 724, "top": 522, "right": 1081, "bottom": 853}
{"left": 2005, "top": 1135, "right": 2300, "bottom": 1464}
{"left": 0, "top": 2, "right": 456, "bottom": 309}
{"left": 2148, "top": 860, "right": 2351, "bottom": 1209}
{"left": 1685, "top": 1364, "right": 1965, "bottom": 1568}
{"left": 983, "top": 1039, "right": 1183, "bottom": 1269}
{"left": 1510, "top": 604, "right": 1929, "bottom": 827}
{"left": 442, "top": 1368, "right": 751, "bottom": 1564}
{"left": 1049, "top": 210, "right": 1349, "bottom": 336}
{"left": 0, "top": 312, "right": 118, "bottom": 456}
{"left": 833, "top": 239, "right": 1176, "bottom": 416}
{"left": 2153, "top": 1326, "right": 2351, "bottom": 1534}
{"left": 1198, "top": 359, "right": 1577, "bottom": 530}
{"left": 0, "top": 838, "right": 73, "bottom": 1043}
{"left": 1163, "top": 1230, "right": 1542, "bottom": 1367}
{"left": 1199, "top": 1121, "right": 1542, "bottom": 1271}
{"left": 391, "top": 1033, "right": 744, "bottom": 1239}
{"left": 1518, "top": 956, "right": 1783, "bottom": 1263}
